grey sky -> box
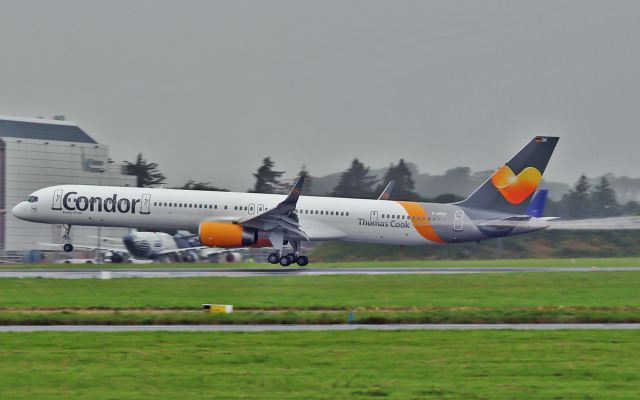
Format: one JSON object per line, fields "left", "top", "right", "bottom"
{"left": 1, "top": 0, "right": 639, "bottom": 191}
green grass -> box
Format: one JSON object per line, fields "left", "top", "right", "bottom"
{"left": 3, "top": 307, "right": 640, "bottom": 325}
{"left": 1, "top": 271, "right": 640, "bottom": 324}
{"left": 0, "top": 330, "right": 638, "bottom": 399}
{"left": 2, "top": 271, "right": 640, "bottom": 309}
{"left": 2, "top": 256, "right": 640, "bottom": 269}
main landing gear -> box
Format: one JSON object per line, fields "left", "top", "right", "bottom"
{"left": 267, "top": 251, "right": 309, "bottom": 267}
{"left": 62, "top": 224, "right": 74, "bottom": 252}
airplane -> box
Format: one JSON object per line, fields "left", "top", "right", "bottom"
{"left": 41, "top": 229, "right": 243, "bottom": 263}
{"left": 12, "top": 136, "right": 558, "bottom": 267}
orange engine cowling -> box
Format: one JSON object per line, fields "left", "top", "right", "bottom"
{"left": 198, "top": 222, "right": 257, "bottom": 248}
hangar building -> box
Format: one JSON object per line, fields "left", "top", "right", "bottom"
{"left": 0, "top": 115, "right": 136, "bottom": 252}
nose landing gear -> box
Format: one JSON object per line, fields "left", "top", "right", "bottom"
{"left": 62, "top": 224, "right": 74, "bottom": 252}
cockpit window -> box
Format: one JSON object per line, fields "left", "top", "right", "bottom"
{"left": 27, "top": 196, "right": 38, "bottom": 203}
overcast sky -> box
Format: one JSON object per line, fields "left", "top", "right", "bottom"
{"left": 1, "top": 0, "right": 639, "bottom": 190}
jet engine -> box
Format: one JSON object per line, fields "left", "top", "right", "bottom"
{"left": 199, "top": 222, "right": 257, "bottom": 248}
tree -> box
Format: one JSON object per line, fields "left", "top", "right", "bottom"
{"left": 252, "top": 157, "right": 284, "bottom": 194}
{"left": 591, "top": 176, "right": 618, "bottom": 217}
{"left": 562, "top": 174, "right": 592, "bottom": 219}
{"left": 332, "top": 158, "right": 378, "bottom": 198}
{"left": 297, "top": 165, "right": 313, "bottom": 194}
{"left": 621, "top": 200, "right": 640, "bottom": 216}
{"left": 431, "top": 193, "right": 464, "bottom": 203}
{"left": 376, "top": 159, "right": 419, "bottom": 200}
{"left": 179, "top": 181, "right": 228, "bottom": 192}
{"left": 124, "top": 153, "right": 166, "bottom": 187}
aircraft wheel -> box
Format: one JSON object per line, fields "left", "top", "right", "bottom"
{"left": 296, "top": 256, "right": 309, "bottom": 267}
{"left": 63, "top": 243, "right": 73, "bottom": 252}
{"left": 286, "top": 253, "right": 296, "bottom": 263}
{"left": 279, "top": 256, "right": 291, "bottom": 267}
{"left": 268, "top": 253, "right": 279, "bottom": 264}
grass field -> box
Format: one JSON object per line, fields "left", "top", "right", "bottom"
{"left": 2, "top": 256, "right": 640, "bottom": 269}
{"left": 1, "top": 271, "right": 640, "bottom": 324}
{"left": 0, "top": 330, "right": 638, "bottom": 399}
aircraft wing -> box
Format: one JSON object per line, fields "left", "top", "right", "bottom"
{"left": 476, "top": 216, "right": 533, "bottom": 228}
{"left": 86, "top": 235, "right": 126, "bottom": 244}
{"left": 236, "top": 175, "right": 310, "bottom": 241}
{"left": 37, "top": 242, "right": 129, "bottom": 254}
{"left": 154, "top": 245, "right": 207, "bottom": 256}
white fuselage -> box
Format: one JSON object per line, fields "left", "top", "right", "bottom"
{"left": 13, "top": 185, "right": 468, "bottom": 246}
{"left": 12, "top": 184, "right": 550, "bottom": 247}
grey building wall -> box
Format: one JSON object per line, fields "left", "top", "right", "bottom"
{"left": 0, "top": 116, "right": 136, "bottom": 251}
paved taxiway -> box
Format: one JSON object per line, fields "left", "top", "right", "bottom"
{"left": 1, "top": 323, "right": 640, "bottom": 332}
{"left": 0, "top": 266, "right": 639, "bottom": 279}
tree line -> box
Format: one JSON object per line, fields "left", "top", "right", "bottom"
{"left": 124, "top": 153, "right": 640, "bottom": 218}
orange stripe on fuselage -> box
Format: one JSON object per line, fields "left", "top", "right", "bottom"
{"left": 396, "top": 201, "right": 445, "bottom": 244}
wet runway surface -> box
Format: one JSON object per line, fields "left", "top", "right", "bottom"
{"left": 0, "top": 266, "right": 639, "bottom": 279}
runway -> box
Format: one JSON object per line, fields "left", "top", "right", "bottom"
{"left": 0, "top": 266, "right": 639, "bottom": 279}
{"left": 1, "top": 323, "right": 640, "bottom": 332}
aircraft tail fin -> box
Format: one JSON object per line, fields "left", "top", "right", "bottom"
{"left": 526, "top": 189, "right": 548, "bottom": 218}
{"left": 456, "top": 136, "right": 559, "bottom": 215}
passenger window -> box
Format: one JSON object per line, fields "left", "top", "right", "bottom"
{"left": 346, "top": 212, "right": 349, "bottom": 216}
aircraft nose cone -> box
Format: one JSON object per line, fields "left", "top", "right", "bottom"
{"left": 11, "top": 202, "right": 28, "bottom": 219}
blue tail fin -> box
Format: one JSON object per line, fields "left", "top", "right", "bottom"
{"left": 526, "top": 189, "right": 548, "bottom": 218}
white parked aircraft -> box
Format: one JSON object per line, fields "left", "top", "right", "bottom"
{"left": 12, "top": 137, "right": 558, "bottom": 266}
{"left": 61, "top": 230, "right": 243, "bottom": 263}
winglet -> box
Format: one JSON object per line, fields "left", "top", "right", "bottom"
{"left": 377, "top": 180, "right": 395, "bottom": 200}
{"left": 526, "top": 189, "right": 548, "bottom": 218}
{"left": 279, "top": 175, "right": 306, "bottom": 208}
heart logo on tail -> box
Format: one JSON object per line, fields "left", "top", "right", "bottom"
{"left": 491, "top": 166, "right": 542, "bottom": 204}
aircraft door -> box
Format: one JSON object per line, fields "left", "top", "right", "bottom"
{"left": 248, "top": 203, "right": 255, "bottom": 215}
{"left": 453, "top": 210, "right": 464, "bottom": 231}
{"left": 140, "top": 194, "right": 151, "bottom": 215}
{"left": 52, "top": 189, "right": 63, "bottom": 210}
{"left": 370, "top": 210, "right": 379, "bottom": 221}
